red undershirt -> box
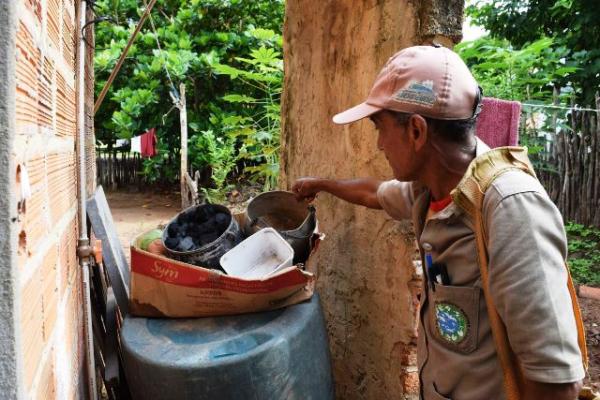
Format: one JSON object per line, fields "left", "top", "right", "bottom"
{"left": 429, "top": 196, "right": 453, "bottom": 212}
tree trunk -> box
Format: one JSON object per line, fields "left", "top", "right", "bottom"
{"left": 281, "top": 1, "right": 464, "bottom": 398}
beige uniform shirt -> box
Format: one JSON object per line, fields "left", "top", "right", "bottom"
{"left": 377, "top": 138, "right": 585, "bottom": 400}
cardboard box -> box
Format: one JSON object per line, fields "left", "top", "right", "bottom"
{"left": 129, "top": 217, "right": 320, "bottom": 318}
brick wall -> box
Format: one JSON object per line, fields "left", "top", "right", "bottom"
{"left": 13, "top": 0, "right": 93, "bottom": 397}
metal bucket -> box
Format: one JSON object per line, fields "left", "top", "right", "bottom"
{"left": 246, "top": 191, "right": 317, "bottom": 264}
{"left": 162, "top": 204, "right": 243, "bottom": 270}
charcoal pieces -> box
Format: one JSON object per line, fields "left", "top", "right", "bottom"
{"left": 179, "top": 236, "right": 195, "bottom": 251}
{"left": 163, "top": 204, "right": 232, "bottom": 253}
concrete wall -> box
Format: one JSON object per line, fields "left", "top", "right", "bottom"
{"left": 280, "top": 1, "right": 464, "bottom": 398}
{"left": 5, "top": 0, "right": 93, "bottom": 397}
{"left": 0, "top": 0, "right": 20, "bottom": 398}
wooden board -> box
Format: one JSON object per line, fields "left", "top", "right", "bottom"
{"left": 87, "top": 185, "right": 130, "bottom": 314}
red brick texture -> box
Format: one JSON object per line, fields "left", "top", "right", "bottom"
{"left": 14, "top": 0, "right": 93, "bottom": 397}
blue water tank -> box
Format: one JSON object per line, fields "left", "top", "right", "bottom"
{"left": 121, "top": 294, "right": 334, "bottom": 399}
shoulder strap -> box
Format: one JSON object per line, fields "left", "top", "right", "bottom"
{"left": 451, "top": 146, "right": 588, "bottom": 400}
{"left": 452, "top": 146, "right": 536, "bottom": 217}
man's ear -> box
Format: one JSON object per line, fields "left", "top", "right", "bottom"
{"left": 408, "top": 114, "right": 428, "bottom": 152}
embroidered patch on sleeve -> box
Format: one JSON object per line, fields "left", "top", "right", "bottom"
{"left": 393, "top": 80, "right": 436, "bottom": 107}
{"left": 435, "top": 302, "right": 469, "bottom": 344}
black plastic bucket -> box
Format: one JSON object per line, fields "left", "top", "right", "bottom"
{"left": 162, "top": 204, "right": 243, "bottom": 270}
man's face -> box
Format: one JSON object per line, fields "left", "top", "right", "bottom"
{"left": 370, "top": 111, "right": 420, "bottom": 181}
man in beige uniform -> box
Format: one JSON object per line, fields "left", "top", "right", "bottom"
{"left": 292, "top": 46, "right": 586, "bottom": 399}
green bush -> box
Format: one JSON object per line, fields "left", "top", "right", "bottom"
{"left": 565, "top": 222, "right": 600, "bottom": 286}
{"left": 466, "top": 0, "right": 600, "bottom": 107}
{"left": 94, "top": 0, "right": 285, "bottom": 193}
{"left": 456, "top": 36, "right": 577, "bottom": 104}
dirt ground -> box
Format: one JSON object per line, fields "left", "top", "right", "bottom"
{"left": 106, "top": 189, "right": 600, "bottom": 391}
{"left": 106, "top": 189, "right": 182, "bottom": 263}
{"left": 580, "top": 297, "right": 600, "bottom": 391}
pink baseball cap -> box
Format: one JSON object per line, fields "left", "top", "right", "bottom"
{"left": 333, "top": 45, "right": 480, "bottom": 124}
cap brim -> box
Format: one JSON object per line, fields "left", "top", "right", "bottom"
{"left": 332, "top": 102, "right": 382, "bottom": 125}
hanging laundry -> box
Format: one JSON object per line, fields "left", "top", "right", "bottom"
{"left": 141, "top": 127, "right": 158, "bottom": 158}
{"left": 115, "top": 138, "right": 129, "bottom": 148}
{"left": 131, "top": 135, "right": 142, "bottom": 153}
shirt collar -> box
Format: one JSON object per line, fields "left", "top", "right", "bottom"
{"left": 425, "top": 137, "right": 491, "bottom": 222}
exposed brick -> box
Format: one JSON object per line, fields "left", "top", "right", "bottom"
{"left": 20, "top": 273, "right": 44, "bottom": 390}
{"left": 400, "top": 345, "right": 418, "bottom": 367}
{"left": 20, "top": 154, "right": 45, "bottom": 188}
{"left": 37, "top": 57, "right": 54, "bottom": 128}
{"left": 62, "top": 5, "right": 75, "bottom": 69}
{"left": 85, "top": 135, "right": 96, "bottom": 195}
{"left": 15, "top": 21, "right": 42, "bottom": 132}
{"left": 25, "top": 0, "right": 43, "bottom": 24}
{"left": 71, "top": 260, "right": 82, "bottom": 294}
{"left": 15, "top": 0, "right": 92, "bottom": 396}
{"left": 34, "top": 347, "right": 57, "bottom": 400}
{"left": 64, "top": 281, "right": 83, "bottom": 360}
{"left": 20, "top": 274, "right": 43, "bottom": 329}
{"left": 47, "top": 152, "right": 76, "bottom": 225}
{"left": 15, "top": 19, "right": 54, "bottom": 131}
{"left": 399, "top": 337, "right": 419, "bottom": 397}
{"left": 58, "top": 218, "right": 78, "bottom": 296}
{"left": 401, "top": 370, "right": 420, "bottom": 398}
{"left": 56, "top": 71, "right": 76, "bottom": 137}
{"left": 47, "top": 0, "right": 61, "bottom": 51}
{"left": 15, "top": 22, "right": 40, "bottom": 91}
{"left": 23, "top": 184, "right": 49, "bottom": 256}
{"left": 41, "top": 244, "right": 59, "bottom": 342}
{"left": 53, "top": 281, "right": 83, "bottom": 400}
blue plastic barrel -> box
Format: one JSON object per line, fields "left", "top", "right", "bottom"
{"left": 121, "top": 294, "right": 334, "bottom": 400}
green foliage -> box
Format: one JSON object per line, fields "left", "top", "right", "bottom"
{"left": 94, "top": 0, "right": 284, "bottom": 188}
{"left": 211, "top": 29, "right": 283, "bottom": 191}
{"left": 184, "top": 27, "right": 283, "bottom": 198}
{"left": 565, "top": 222, "right": 600, "bottom": 286}
{"left": 140, "top": 141, "right": 179, "bottom": 184}
{"left": 110, "top": 87, "right": 158, "bottom": 139}
{"left": 456, "top": 36, "right": 577, "bottom": 104}
{"left": 466, "top": 0, "right": 600, "bottom": 107}
{"left": 189, "top": 129, "right": 236, "bottom": 202}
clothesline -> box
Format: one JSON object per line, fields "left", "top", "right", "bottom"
{"left": 521, "top": 102, "right": 598, "bottom": 112}
{"left": 114, "top": 128, "right": 158, "bottom": 157}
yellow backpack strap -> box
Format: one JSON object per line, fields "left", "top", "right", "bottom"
{"left": 451, "top": 146, "right": 588, "bottom": 400}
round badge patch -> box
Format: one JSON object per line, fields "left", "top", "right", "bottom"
{"left": 435, "top": 302, "right": 468, "bottom": 344}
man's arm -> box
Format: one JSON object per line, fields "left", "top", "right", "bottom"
{"left": 291, "top": 177, "right": 383, "bottom": 209}
{"left": 485, "top": 173, "right": 586, "bottom": 400}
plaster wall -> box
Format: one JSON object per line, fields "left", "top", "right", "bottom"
{"left": 0, "top": 0, "right": 20, "bottom": 397}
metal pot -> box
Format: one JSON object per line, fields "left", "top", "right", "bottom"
{"left": 246, "top": 191, "right": 317, "bottom": 264}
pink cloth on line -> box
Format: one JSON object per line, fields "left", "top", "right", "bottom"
{"left": 475, "top": 97, "right": 521, "bottom": 148}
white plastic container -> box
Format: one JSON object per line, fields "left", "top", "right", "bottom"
{"left": 220, "top": 228, "right": 294, "bottom": 279}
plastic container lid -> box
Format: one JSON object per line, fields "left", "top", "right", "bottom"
{"left": 220, "top": 228, "right": 294, "bottom": 279}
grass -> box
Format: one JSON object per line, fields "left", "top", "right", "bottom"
{"left": 565, "top": 222, "right": 600, "bottom": 287}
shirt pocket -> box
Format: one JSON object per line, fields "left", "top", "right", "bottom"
{"left": 428, "top": 283, "right": 481, "bottom": 354}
